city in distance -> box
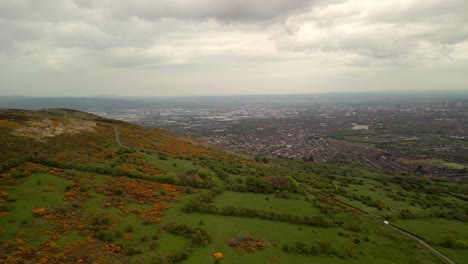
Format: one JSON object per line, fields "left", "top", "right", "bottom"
{"left": 0, "top": 91, "right": 466, "bottom": 263}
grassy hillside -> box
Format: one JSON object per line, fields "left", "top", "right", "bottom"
{"left": 0, "top": 109, "right": 466, "bottom": 263}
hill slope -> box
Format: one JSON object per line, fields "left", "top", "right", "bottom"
{"left": 0, "top": 109, "right": 466, "bottom": 264}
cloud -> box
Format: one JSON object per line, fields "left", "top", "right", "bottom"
{"left": 104, "top": 0, "right": 319, "bottom": 22}
{"left": 2, "top": 0, "right": 467, "bottom": 67}
{"left": 272, "top": 0, "right": 468, "bottom": 64}
{"left": 0, "top": 0, "right": 467, "bottom": 96}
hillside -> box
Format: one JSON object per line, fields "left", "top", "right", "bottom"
{"left": 0, "top": 109, "right": 466, "bottom": 264}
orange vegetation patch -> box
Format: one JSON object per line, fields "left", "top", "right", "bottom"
{"left": 320, "top": 195, "right": 362, "bottom": 215}
{"left": 228, "top": 232, "right": 275, "bottom": 254}
{"left": 12, "top": 162, "right": 65, "bottom": 176}
{"left": 122, "top": 233, "right": 134, "bottom": 240}
{"left": 212, "top": 252, "right": 224, "bottom": 260}
{"left": 63, "top": 178, "right": 93, "bottom": 203}
{"left": 32, "top": 207, "right": 47, "bottom": 216}
{"left": 96, "top": 177, "right": 183, "bottom": 222}
{"left": 0, "top": 120, "right": 21, "bottom": 129}
{"left": 118, "top": 125, "right": 220, "bottom": 158}
{"left": 0, "top": 237, "right": 124, "bottom": 264}
{"left": 21, "top": 206, "right": 123, "bottom": 263}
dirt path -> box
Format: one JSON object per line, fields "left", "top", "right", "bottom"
{"left": 114, "top": 126, "right": 126, "bottom": 148}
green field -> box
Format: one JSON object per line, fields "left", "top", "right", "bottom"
{"left": 145, "top": 155, "right": 200, "bottom": 174}
{"left": 335, "top": 178, "right": 426, "bottom": 217}
{"left": 0, "top": 173, "right": 72, "bottom": 245}
{"left": 394, "top": 218, "right": 468, "bottom": 263}
{"left": 405, "top": 159, "right": 467, "bottom": 169}
{"left": 159, "top": 192, "right": 445, "bottom": 264}
{"left": 0, "top": 172, "right": 185, "bottom": 263}
{"left": 214, "top": 191, "right": 322, "bottom": 216}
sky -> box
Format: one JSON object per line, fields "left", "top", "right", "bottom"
{"left": 0, "top": 0, "right": 467, "bottom": 97}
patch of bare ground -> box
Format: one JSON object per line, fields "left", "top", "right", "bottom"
{"left": 12, "top": 119, "right": 97, "bottom": 142}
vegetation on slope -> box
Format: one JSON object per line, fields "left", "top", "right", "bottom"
{"left": 0, "top": 109, "right": 466, "bottom": 264}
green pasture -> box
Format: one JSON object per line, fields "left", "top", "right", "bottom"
{"left": 394, "top": 218, "right": 468, "bottom": 263}
{"left": 336, "top": 179, "right": 425, "bottom": 217}
{"left": 0, "top": 173, "right": 72, "bottom": 245}
{"left": 154, "top": 190, "right": 446, "bottom": 264}
{"left": 214, "top": 191, "right": 322, "bottom": 216}
{"left": 144, "top": 155, "right": 200, "bottom": 174}
{"left": 405, "top": 159, "right": 466, "bottom": 169}
{"left": 161, "top": 211, "right": 444, "bottom": 264}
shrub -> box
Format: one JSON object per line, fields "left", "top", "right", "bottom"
{"left": 125, "top": 246, "right": 142, "bottom": 256}
{"left": 166, "top": 224, "right": 211, "bottom": 245}
{"left": 96, "top": 230, "right": 114, "bottom": 242}
{"left": 125, "top": 224, "right": 134, "bottom": 233}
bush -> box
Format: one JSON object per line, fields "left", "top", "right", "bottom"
{"left": 166, "top": 224, "right": 211, "bottom": 245}
{"left": 439, "top": 234, "right": 468, "bottom": 249}
{"left": 125, "top": 246, "right": 142, "bottom": 256}
{"left": 158, "top": 173, "right": 179, "bottom": 184}
{"left": 96, "top": 230, "right": 114, "bottom": 242}
{"left": 125, "top": 224, "right": 134, "bottom": 233}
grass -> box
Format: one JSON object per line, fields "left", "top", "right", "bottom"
{"left": 44, "top": 108, "right": 96, "bottom": 119}
{"left": 0, "top": 173, "right": 72, "bottom": 245}
{"left": 1, "top": 108, "right": 464, "bottom": 264}
{"left": 155, "top": 190, "right": 445, "bottom": 264}
{"left": 214, "top": 191, "right": 322, "bottom": 217}
{"left": 335, "top": 178, "right": 426, "bottom": 217}
{"left": 80, "top": 182, "right": 178, "bottom": 263}
{"left": 163, "top": 212, "right": 444, "bottom": 264}
{"left": 144, "top": 155, "right": 200, "bottom": 174}
{"left": 443, "top": 162, "right": 467, "bottom": 169}
{"left": 404, "top": 159, "right": 466, "bottom": 169}
{"left": 0, "top": 170, "right": 457, "bottom": 264}
{"left": 55, "top": 230, "right": 83, "bottom": 248}
{"left": 394, "top": 218, "right": 468, "bottom": 263}
{"left": 156, "top": 233, "right": 190, "bottom": 254}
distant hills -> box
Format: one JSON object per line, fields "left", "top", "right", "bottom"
{"left": 1, "top": 91, "right": 468, "bottom": 111}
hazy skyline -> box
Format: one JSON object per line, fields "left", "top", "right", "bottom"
{"left": 1, "top": 0, "right": 467, "bottom": 97}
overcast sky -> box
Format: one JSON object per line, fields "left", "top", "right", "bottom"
{"left": 0, "top": 0, "right": 467, "bottom": 97}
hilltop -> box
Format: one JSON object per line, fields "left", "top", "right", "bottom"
{"left": 0, "top": 109, "right": 466, "bottom": 264}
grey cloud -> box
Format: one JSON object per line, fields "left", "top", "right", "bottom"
{"left": 0, "top": 0, "right": 467, "bottom": 97}
{"left": 0, "top": 19, "right": 42, "bottom": 54}
{"left": 273, "top": 0, "right": 468, "bottom": 63}
{"left": 367, "top": 0, "right": 468, "bottom": 24}
{"left": 108, "top": 0, "right": 322, "bottom": 22}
